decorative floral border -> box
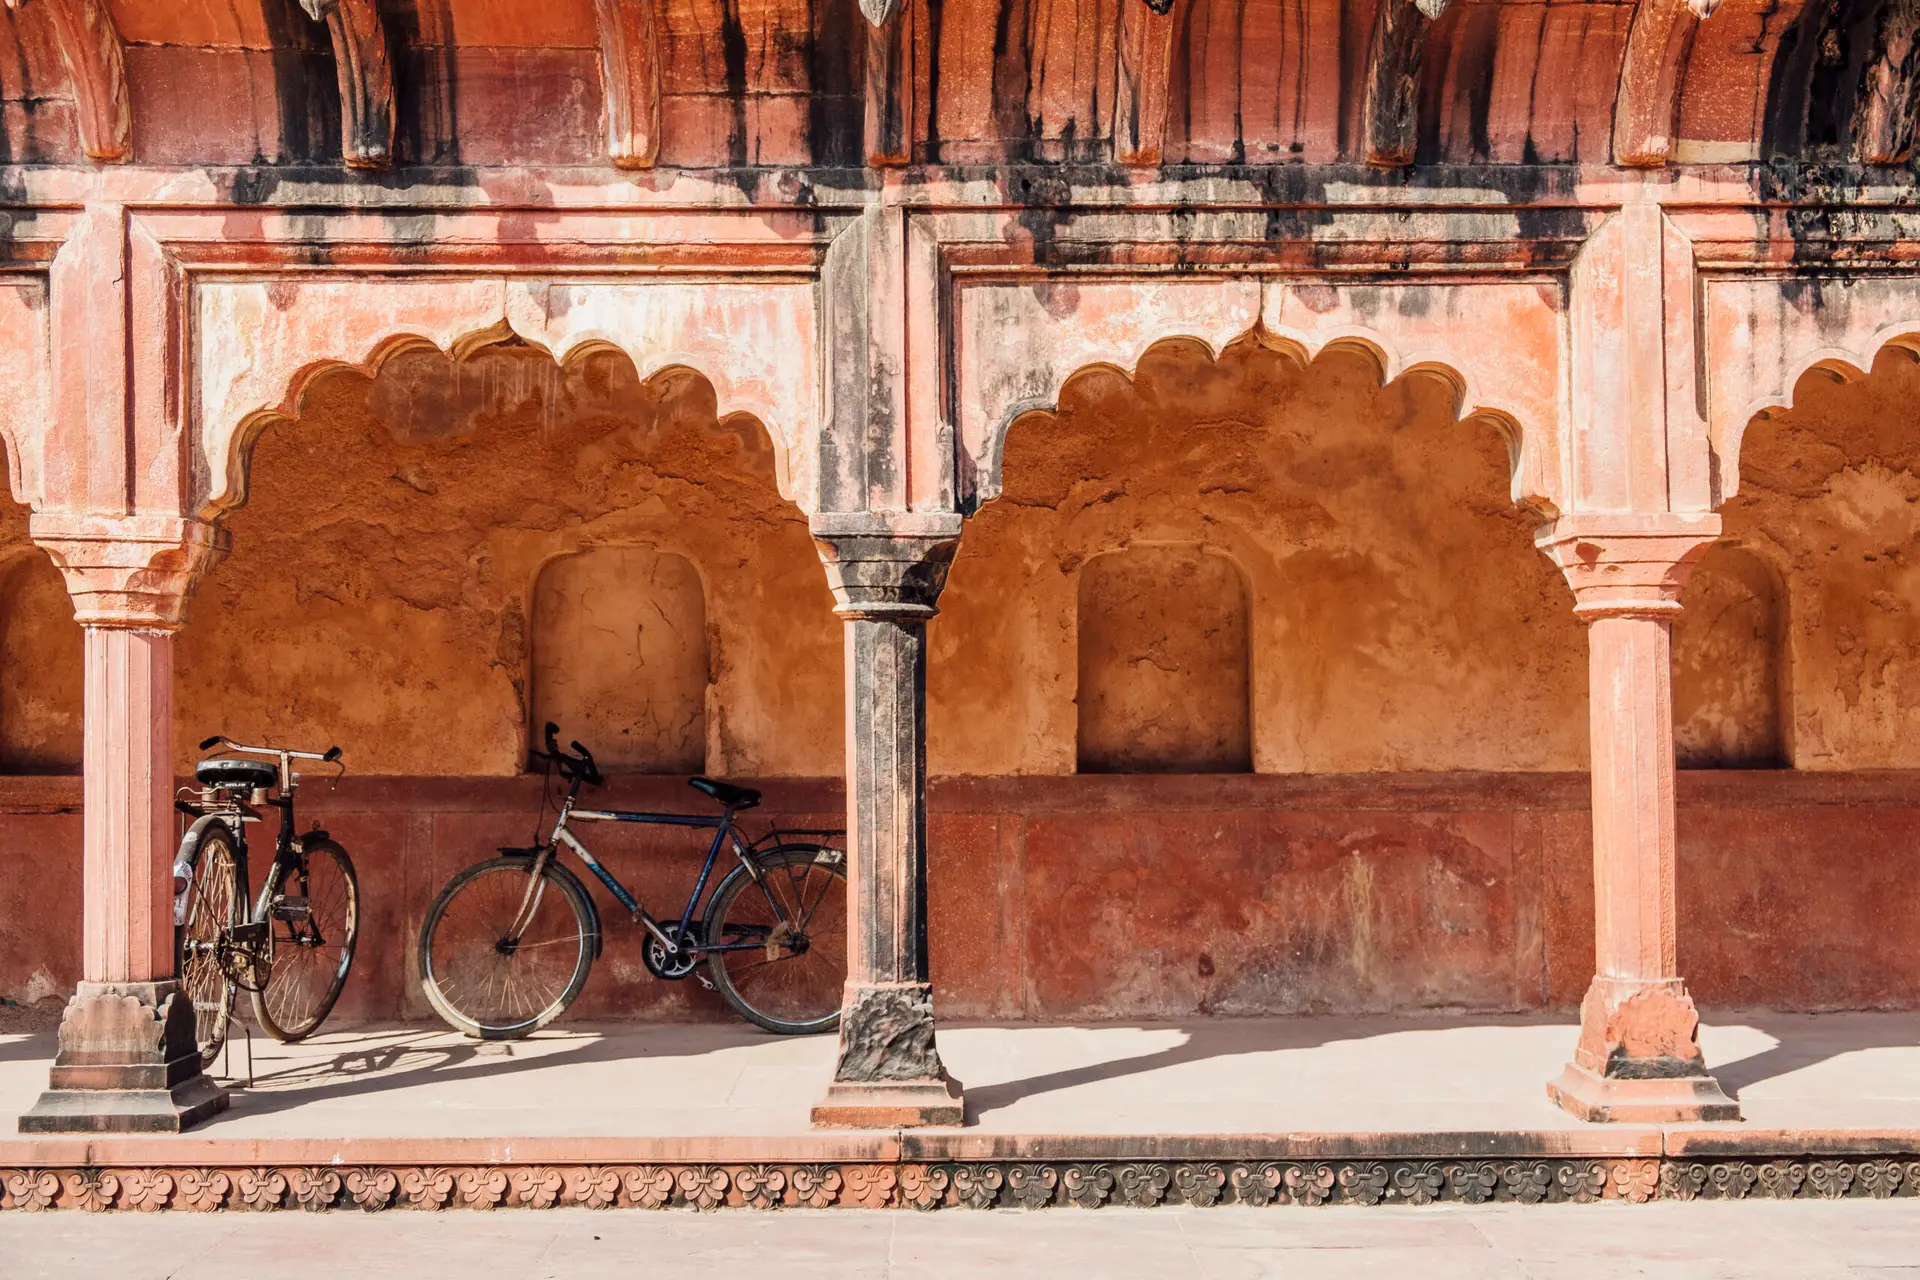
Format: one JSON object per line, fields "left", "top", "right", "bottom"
{"left": 2, "top": 1157, "right": 1916, "bottom": 1211}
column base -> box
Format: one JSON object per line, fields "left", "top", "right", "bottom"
{"left": 1547, "top": 976, "right": 1740, "bottom": 1124}
{"left": 1547, "top": 1062, "right": 1740, "bottom": 1124}
{"left": 812, "top": 1077, "right": 965, "bottom": 1129}
{"left": 812, "top": 982, "right": 965, "bottom": 1128}
{"left": 17, "top": 980, "right": 229, "bottom": 1134}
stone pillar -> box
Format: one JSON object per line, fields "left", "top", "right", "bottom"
{"left": 809, "top": 511, "right": 965, "bottom": 1128}
{"left": 19, "top": 514, "right": 230, "bottom": 1133}
{"left": 1537, "top": 514, "right": 1739, "bottom": 1124}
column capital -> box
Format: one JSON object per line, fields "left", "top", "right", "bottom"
{"left": 30, "top": 513, "right": 229, "bottom": 629}
{"left": 1535, "top": 513, "right": 1721, "bottom": 620}
{"left": 810, "top": 510, "right": 964, "bottom": 621}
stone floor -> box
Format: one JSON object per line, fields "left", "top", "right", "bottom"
{"left": 5, "top": 1200, "right": 1920, "bottom": 1277}
{"left": 6, "top": 1010, "right": 1920, "bottom": 1140}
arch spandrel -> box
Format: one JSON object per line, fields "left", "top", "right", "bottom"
{"left": 1704, "top": 275, "right": 1920, "bottom": 505}
{"left": 195, "top": 275, "right": 822, "bottom": 522}
{"left": 957, "top": 275, "right": 1562, "bottom": 515}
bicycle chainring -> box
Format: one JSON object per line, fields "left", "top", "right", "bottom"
{"left": 643, "top": 926, "right": 702, "bottom": 981}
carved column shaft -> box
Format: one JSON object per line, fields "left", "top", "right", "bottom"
{"left": 810, "top": 512, "right": 964, "bottom": 1129}
{"left": 20, "top": 515, "right": 229, "bottom": 1134}
{"left": 1538, "top": 515, "right": 1739, "bottom": 1124}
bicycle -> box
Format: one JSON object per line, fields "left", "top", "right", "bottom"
{"left": 417, "top": 723, "right": 848, "bottom": 1039}
{"left": 172, "top": 735, "right": 361, "bottom": 1069}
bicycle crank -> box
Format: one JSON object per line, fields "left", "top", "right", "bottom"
{"left": 643, "top": 927, "right": 703, "bottom": 981}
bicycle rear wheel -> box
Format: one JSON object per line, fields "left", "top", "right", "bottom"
{"left": 174, "top": 821, "right": 241, "bottom": 1070}
{"left": 703, "top": 845, "right": 848, "bottom": 1035}
{"left": 418, "top": 856, "right": 597, "bottom": 1039}
{"left": 251, "top": 837, "right": 359, "bottom": 1043}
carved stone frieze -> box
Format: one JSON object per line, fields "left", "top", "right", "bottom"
{"left": 6, "top": 1156, "right": 1915, "bottom": 1210}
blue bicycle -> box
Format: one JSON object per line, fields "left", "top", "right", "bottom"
{"left": 417, "top": 724, "right": 848, "bottom": 1037}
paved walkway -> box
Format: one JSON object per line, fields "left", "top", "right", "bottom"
{"left": 5, "top": 1200, "right": 1920, "bottom": 1277}
{"left": 7, "top": 1010, "right": 1920, "bottom": 1138}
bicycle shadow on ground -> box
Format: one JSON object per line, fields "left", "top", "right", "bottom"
{"left": 201, "top": 1021, "right": 782, "bottom": 1124}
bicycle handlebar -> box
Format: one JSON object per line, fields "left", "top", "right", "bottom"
{"left": 537, "top": 722, "right": 602, "bottom": 787}
{"left": 199, "top": 734, "right": 343, "bottom": 764}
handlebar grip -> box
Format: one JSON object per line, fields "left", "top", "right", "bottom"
{"left": 570, "top": 741, "right": 603, "bottom": 786}
{"left": 324, "top": 746, "right": 343, "bottom": 763}
{"left": 198, "top": 736, "right": 222, "bottom": 751}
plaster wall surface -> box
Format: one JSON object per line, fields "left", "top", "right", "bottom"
{"left": 8, "top": 336, "right": 1920, "bottom": 1021}
{"left": 1719, "top": 350, "right": 1920, "bottom": 770}
{"left": 171, "top": 343, "right": 842, "bottom": 779}
{"left": 0, "top": 516, "right": 80, "bottom": 773}
{"left": 931, "top": 341, "right": 1590, "bottom": 776}
{"left": 5, "top": 772, "right": 1920, "bottom": 1021}
{"left": 532, "top": 548, "right": 709, "bottom": 773}
{"left": 1076, "top": 545, "right": 1252, "bottom": 774}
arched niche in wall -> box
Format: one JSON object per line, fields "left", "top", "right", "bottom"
{"left": 1715, "top": 344, "right": 1920, "bottom": 769}
{"left": 1076, "top": 545, "right": 1252, "bottom": 775}
{"left": 530, "top": 547, "right": 710, "bottom": 774}
{"left": 1673, "top": 544, "right": 1786, "bottom": 769}
{"left": 180, "top": 335, "right": 837, "bottom": 778}
{"left": 0, "top": 550, "right": 82, "bottom": 774}
{"left": 931, "top": 333, "right": 1584, "bottom": 777}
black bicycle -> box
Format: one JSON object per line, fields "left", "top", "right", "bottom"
{"left": 417, "top": 724, "right": 848, "bottom": 1038}
{"left": 173, "top": 736, "right": 360, "bottom": 1068}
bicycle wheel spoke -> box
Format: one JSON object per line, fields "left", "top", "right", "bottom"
{"left": 709, "top": 848, "right": 848, "bottom": 1033}
{"left": 421, "top": 860, "right": 592, "bottom": 1037}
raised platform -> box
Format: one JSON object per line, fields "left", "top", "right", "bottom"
{"left": 4, "top": 1012, "right": 1920, "bottom": 1210}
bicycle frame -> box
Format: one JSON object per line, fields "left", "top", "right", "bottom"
{"left": 176, "top": 737, "right": 338, "bottom": 935}
{"left": 509, "top": 773, "right": 772, "bottom": 961}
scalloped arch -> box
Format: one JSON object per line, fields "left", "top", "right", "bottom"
{"left": 194, "top": 270, "right": 821, "bottom": 523}
{"left": 1716, "top": 325, "right": 1920, "bottom": 505}
{"left": 977, "top": 323, "right": 1546, "bottom": 515}
{"left": 206, "top": 322, "right": 799, "bottom": 524}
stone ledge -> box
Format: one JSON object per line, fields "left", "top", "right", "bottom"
{"left": 9, "top": 770, "right": 1920, "bottom": 819}
{"left": 4, "top": 1150, "right": 1920, "bottom": 1210}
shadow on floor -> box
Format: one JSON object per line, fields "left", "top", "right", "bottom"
{"left": 957, "top": 1014, "right": 1560, "bottom": 1124}
{"left": 1705, "top": 1011, "right": 1920, "bottom": 1099}
{"left": 208, "top": 1021, "right": 779, "bottom": 1124}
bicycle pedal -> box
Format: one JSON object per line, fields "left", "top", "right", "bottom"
{"left": 230, "top": 921, "right": 268, "bottom": 947}
{"left": 272, "top": 895, "right": 311, "bottom": 921}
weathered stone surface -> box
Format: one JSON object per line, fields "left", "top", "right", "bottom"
{"left": 831, "top": 983, "right": 946, "bottom": 1083}
{"left": 18, "top": 980, "right": 227, "bottom": 1133}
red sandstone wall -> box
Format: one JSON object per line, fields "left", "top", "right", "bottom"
{"left": 5, "top": 772, "right": 1919, "bottom": 1022}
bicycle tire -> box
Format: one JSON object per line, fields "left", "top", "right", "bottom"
{"left": 174, "top": 820, "right": 241, "bottom": 1070}
{"left": 703, "top": 845, "right": 848, "bottom": 1035}
{"left": 251, "top": 837, "right": 359, "bottom": 1043}
{"left": 418, "top": 856, "right": 597, "bottom": 1039}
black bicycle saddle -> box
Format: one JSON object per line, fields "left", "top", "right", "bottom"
{"left": 195, "top": 758, "right": 279, "bottom": 792}
{"left": 689, "top": 776, "right": 760, "bottom": 810}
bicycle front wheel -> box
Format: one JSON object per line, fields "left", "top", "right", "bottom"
{"left": 174, "top": 821, "right": 241, "bottom": 1070}
{"left": 704, "top": 845, "right": 848, "bottom": 1035}
{"left": 418, "top": 857, "right": 596, "bottom": 1039}
{"left": 251, "top": 837, "right": 359, "bottom": 1043}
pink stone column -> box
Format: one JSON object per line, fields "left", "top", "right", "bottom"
{"left": 1538, "top": 514, "right": 1739, "bottom": 1124}
{"left": 80, "top": 627, "right": 177, "bottom": 985}
{"left": 809, "top": 511, "right": 965, "bottom": 1128}
{"left": 20, "top": 514, "right": 229, "bottom": 1133}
